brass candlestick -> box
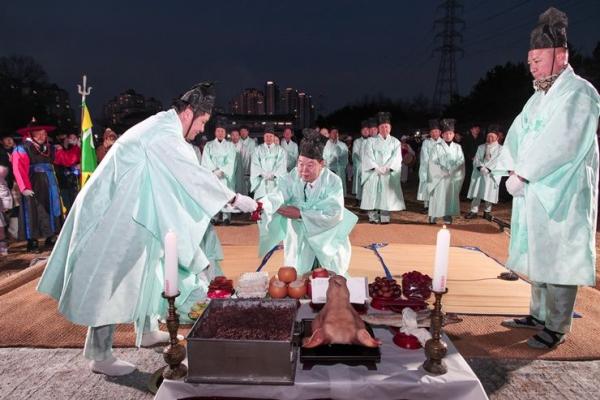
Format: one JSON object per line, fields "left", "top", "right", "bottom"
{"left": 161, "top": 291, "right": 187, "bottom": 380}
{"left": 423, "top": 288, "right": 448, "bottom": 375}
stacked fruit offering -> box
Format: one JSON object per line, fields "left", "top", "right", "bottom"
{"left": 268, "top": 267, "right": 308, "bottom": 299}
{"left": 369, "top": 272, "right": 431, "bottom": 311}
{"left": 368, "top": 277, "right": 402, "bottom": 299}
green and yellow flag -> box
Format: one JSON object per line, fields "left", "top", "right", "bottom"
{"left": 80, "top": 102, "right": 97, "bottom": 186}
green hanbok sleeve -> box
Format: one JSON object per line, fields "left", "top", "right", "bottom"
{"left": 495, "top": 103, "right": 530, "bottom": 176}
{"left": 274, "top": 148, "right": 288, "bottom": 179}
{"left": 221, "top": 144, "right": 237, "bottom": 187}
{"left": 452, "top": 146, "right": 466, "bottom": 183}
{"left": 140, "top": 135, "right": 235, "bottom": 270}
{"left": 427, "top": 144, "right": 445, "bottom": 193}
{"left": 286, "top": 142, "right": 299, "bottom": 170}
{"left": 301, "top": 175, "right": 358, "bottom": 269}
{"left": 361, "top": 140, "right": 377, "bottom": 184}
{"left": 339, "top": 143, "right": 349, "bottom": 170}
{"left": 418, "top": 141, "right": 431, "bottom": 183}
{"left": 200, "top": 143, "right": 217, "bottom": 172}
{"left": 352, "top": 139, "right": 362, "bottom": 165}
{"left": 385, "top": 140, "right": 403, "bottom": 172}
{"left": 517, "top": 91, "right": 600, "bottom": 215}
{"left": 472, "top": 145, "right": 485, "bottom": 169}
{"left": 257, "top": 172, "right": 293, "bottom": 256}
{"left": 250, "top": 149, "right": 264, "bottom": 192}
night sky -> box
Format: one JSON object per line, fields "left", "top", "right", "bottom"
{"left": 2, "top": 0, "right": 599, "bottom": 117}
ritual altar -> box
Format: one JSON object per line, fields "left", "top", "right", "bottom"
{"left": 154, "top": 303, "right": 488, "bottom": 400}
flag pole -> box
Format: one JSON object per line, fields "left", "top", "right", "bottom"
{"left": 77, "top": 74, "right": 92, "bottom": 131}
{"left": 78, "top": 75, "right": 96, "bottom": 187}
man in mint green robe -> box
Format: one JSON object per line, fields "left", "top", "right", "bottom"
{"left": 360, "top": 112, "right": 405, "bottom": 224}
{"left": 280, "top": 127, "right": 299, "bottom": 172}
{"left": 258, "top": 129, "right": 357, "bottom": 276}
{"left": 496, "top": 7, "right": 600, "bottom": 349}
{"left": 201, "top": 117, "right": 238, "bottom": 224}
{"left": 36, "top": 84, "right": 258, "bottom": 376}
{"left": 427, "top": 118, "right": 465, "bottom": 224}
{"left": 236, "top": 127, "right": 256, "bottom": 195}
{"left": 417, "top": 120, "right": 441, "bottom": 213}
{"left": 351, "top": 121, "right": 370, "bottom": 200}
{"left": 465, "top": 127, "right": 503, "bottom": 219}
{"left": 323, "top": 127, "right": 349, "bottom": 196}
{"left": 251, "top": 124, "right": 287, "bottom": 199}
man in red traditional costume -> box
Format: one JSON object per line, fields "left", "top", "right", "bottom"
{"left": 11, "top": 118, "right": 80, "bottom": 252}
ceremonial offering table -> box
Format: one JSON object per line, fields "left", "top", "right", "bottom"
{"left": 154, "top": 304, "right": 488, "bottom": 400}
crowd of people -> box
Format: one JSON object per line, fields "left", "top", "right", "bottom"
{"left": 0, "top": 99, "right": 526, "bottom": 259}
{"left": 0, "top": 120, "right": 122, "bottom": 255}
{"left": 186, "top": 113, "right": 510, "bottom": 228}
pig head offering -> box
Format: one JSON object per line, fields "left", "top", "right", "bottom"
{"left": 303, "top": 276, "right": 382, "bottom": 348}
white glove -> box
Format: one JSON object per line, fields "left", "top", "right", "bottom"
{"left": 480, "top": 167, "right": 490, "bottom": 176}
{"left": 506, "top": 174, "right": 525, "bottom": 197}
{"left": 22, "top": 189, "right": 35, "bottom": 197}
{"left": 213, "top": 169, "right": 225, "bottom": 179}
{"left": 232, "top": 194, "right": 258, "bottom": 213}
{"left": 375, "top": 166, "right": 388, "bottom": 175}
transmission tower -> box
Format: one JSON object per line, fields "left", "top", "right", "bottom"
{"left": 432, "top": 0, "right": 465, "bottom": 113}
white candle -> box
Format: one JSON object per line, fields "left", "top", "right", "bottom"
{"left": 432, "top": 225, "right": 450, "bottom": 292}
{"left": 164, "top": 230, "right": 178, "bottom": 296}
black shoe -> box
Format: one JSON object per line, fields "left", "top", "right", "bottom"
{"left": 443, "top": 217, "right": 453, "bottom": 225}
{"left": 498, "top": 271, "right": 519, "bottom": 281}
{"left": 420, "top": 208, "right": 428, "bottom": 215}
{"left": 464, "top": 212, "right": 477, "bottom": 219}
{"left": 483, "top": 212, "right": 492, "bottom": 220}
{"left": 44, "top": 236, "right": 56, "bottom": 247}
{"left": 380, "top": 221, "right": 390, "bottom": 225}
{"left": 222, "top": 220, "right": 231, "bottom": 226}
{"left": 27, "top": 240, "right": 40, "bottom": 253}
{"left": 428, "top": 217, "right": 436, "bottom": 225}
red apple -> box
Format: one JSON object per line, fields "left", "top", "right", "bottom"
{"left": 311, "top": 268, "right": 330, "bottom": 278}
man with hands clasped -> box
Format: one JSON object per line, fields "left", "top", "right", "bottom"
{"left": 496, "top": 8, "right": 600, "bottom": 349}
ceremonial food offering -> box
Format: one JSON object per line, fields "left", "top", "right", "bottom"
{"left": 235, "top": 271, "right": 269, "bottom": 299}
{"left": 268, "top": 279, "right": 288, "bottom": 298}
{"left": 401, "top": 271, "right": 433, "bottom": 301}
{"left": 186, "top": 298, "right": 299, "bottom": 385}
{"left": 278, "top": 266, "right": 297, "bottom": 283}
{"left": 207, "top": 276, "right": 234, "bottom": 299}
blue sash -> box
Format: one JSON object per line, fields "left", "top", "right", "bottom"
{"left": 29, "top": 163, "right": 61, "bottom": 232}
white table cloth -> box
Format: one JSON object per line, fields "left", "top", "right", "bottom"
{"left": 155, "top": 304, "right": 488, "bottom": 400}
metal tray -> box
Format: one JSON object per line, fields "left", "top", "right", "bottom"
{"left": 299, "top": 319, "right": 381, "bottom": 370}
{"left": 185, "top": 298, "right": 299, "bottom": 385}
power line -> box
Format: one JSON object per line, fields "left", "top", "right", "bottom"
{"left": 462, "top": 0, "right": 496, "bottom": 17}
{"left": 462, "top": 0, "right": 592, "bottom": 48}
{"left": 465, "top": 0, "right": 532, "bottom": 31}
